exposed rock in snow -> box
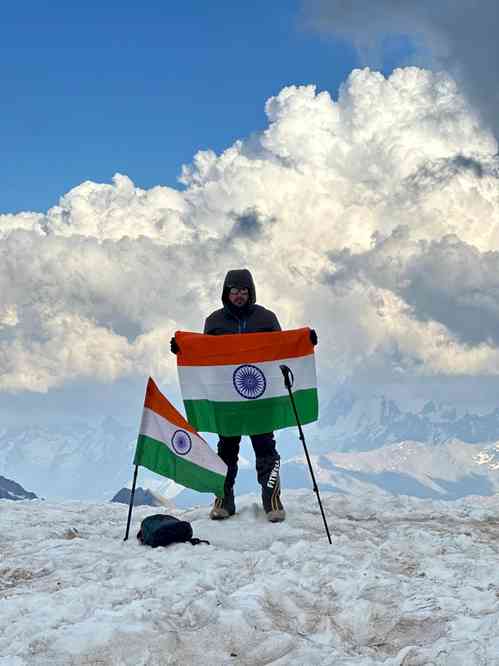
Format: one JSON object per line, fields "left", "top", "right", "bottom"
{"left": 0, "top": 475, "right": 37, "bottom": 501}
{"left": 111, "top": 486, "right": 167, "bottom": 507}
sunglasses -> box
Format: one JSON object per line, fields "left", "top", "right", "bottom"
{"left": 229, "top": 287, "right": 249, "bottom": 295}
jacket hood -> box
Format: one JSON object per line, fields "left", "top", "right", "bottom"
{"left": 222, "top": 269, "right": 256, "bottom": 306}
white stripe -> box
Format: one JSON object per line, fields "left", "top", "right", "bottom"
{"left": 177, "top": 353, "right": 316, "bottom": 402}
{"left": 139, "top": 408, "right": 227, "bottom": 476}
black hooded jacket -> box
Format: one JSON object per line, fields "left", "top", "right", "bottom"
{"left": 204, "top": 269, "right": 281, "bottom": 335}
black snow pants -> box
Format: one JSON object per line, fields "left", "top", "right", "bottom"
{"left": 217, "top": 432, "right": 281, "bottom": 511}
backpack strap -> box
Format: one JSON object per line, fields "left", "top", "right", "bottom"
{"left": 189, "top": 538, "right": 210, "bottom": 546}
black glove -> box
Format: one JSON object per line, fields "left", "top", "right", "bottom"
{"left": 310, "top": 329, "right": 318, "bottom": 346}
{"left": 170, "top": 337, "right": 180, "bottom": 355}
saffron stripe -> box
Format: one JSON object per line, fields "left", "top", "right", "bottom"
{"left": 143, "top": 377, "right": 198, "bottom": 435}
{"left": 176, "top": 327, "right": 314, "bottom": 367}
{"left": 184, "top": 388, "right": 318, "bottom": 436}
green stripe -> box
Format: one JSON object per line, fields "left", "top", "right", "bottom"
{"left": 134, "top": 435, "right": 226, "bottom": 496}
{"left": 184, "top": 388, "right": 318, "bottom": 436}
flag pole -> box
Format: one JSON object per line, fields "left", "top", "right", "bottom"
{"left": 123, "top": 464, "right": 139, "bottom": 541}
{"left": 279, "top": 365, "right": 332, "bottom": 545}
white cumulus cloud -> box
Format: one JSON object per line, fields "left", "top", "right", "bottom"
{"left": 1, "top": 67, "right": 499, "bottom": 397}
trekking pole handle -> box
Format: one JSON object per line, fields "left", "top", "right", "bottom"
{"left": 279, "top": 364, "right": 294, "bottom": 390}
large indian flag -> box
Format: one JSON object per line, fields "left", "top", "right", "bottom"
{"left": 175, "top": 327, "right": 318, "bottom": 436}
{"left": 134, "top": 378, "right": 227, "bottom": 496}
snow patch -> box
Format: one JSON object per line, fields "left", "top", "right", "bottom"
{"left": 1, "top": 492, "right": 499, "bottom": 664}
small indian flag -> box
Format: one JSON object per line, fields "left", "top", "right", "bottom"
{"left": 133, "top": 378, "right": 227, "bottom": 496}
{"left": 175, "top": 327, "right": 318, "bottom": 436}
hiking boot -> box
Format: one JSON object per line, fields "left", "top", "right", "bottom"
{"left": 266, "top": 508, "right": 286, "bottom": 523}
{"left": 209, "top": 491, "right": 235, "bottom": 520}
{"left": 262, "top": 479, "right": 285, "bottom": 523}
{"left": 258, "top": 456, "right": 286, "bottom": 523}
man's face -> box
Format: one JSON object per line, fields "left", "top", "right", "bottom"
{"left": 228, "top": 287, "right": 249, "bottom": 307}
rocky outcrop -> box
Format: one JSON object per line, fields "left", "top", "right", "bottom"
{"left": 0, "top": 475, "right": 37, "bottom": 500}
{"left": 111, "top": 487, "right": 165, "bottom": 507}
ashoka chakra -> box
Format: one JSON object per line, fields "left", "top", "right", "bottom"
{"left": 171, "top": 429, "right": 192, "bottom": 455}
{"left": 232, "top": 364, "right": 267, "bottom": 399}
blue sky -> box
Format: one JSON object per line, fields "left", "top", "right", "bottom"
{"left": 1, "top": 1, "right": 415, "bottom": 214}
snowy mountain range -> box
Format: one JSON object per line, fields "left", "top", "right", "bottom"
{"left": 0, "top": 416, "right": 136, "bottom": 501}
{"left": 2, "top": 394, "right": 499, "bottom": 504}
{"left": 169, "top": 439, "right": 499, "bottom": 508}
{"left": 318, "top": 392, "right": 499, "bottom": 451}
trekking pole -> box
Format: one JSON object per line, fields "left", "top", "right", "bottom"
{"left": 123, "top": 464, "right": 139, "bottom": 541}
{"left": 280, "top": 365, "right": 332, "bottom": 545}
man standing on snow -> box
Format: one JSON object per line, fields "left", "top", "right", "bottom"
{"left": 204, "top": 269, "right": 285, "bottom": 522}
{"left": 171, "top": 268, "right": 285, "bottom": 522}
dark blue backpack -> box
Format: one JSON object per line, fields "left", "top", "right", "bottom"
{"left": 137, "top": 514, "right": 209, "bottom": 548}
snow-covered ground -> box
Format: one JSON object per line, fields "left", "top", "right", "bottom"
{"left": 2, "top": 490, "right": 499, "bottom": 665}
